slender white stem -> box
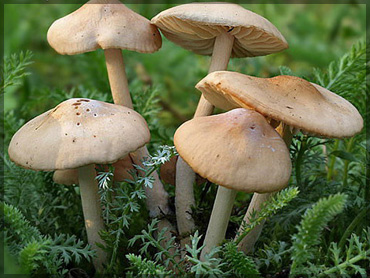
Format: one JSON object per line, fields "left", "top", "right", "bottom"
{"left": 175, "top": 32, "right": 234, "bottom": 252}
{"left": 200, "top": 187, "right": 237, "bottom": 260}
{"left": 104, "top": 49, "right": 133, "bottom": 108}
{"left": 194, "top": 31, "right": 235, "bottom": 117}
{"left": 236, "top": 125, "right": 293, "bottom": 253}
{"left": 78, "top": 164, "right": 107, "bottom": 271}
{"left": 175, "top": 156, "right": 196, "bottom": 249}
{"left": 235, "top": 193, "right": 272, "bottom": 252}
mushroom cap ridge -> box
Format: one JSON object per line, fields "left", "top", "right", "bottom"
{"left": 9, "top": 98, "right": 150, "bottom": 171}
{"left": 196, "top": 71, "right": 363, "bottom": 138}
{"left": 47, "top": 0, "right": 162, "bottom": 55}
{"left": 152, "top": 2, "right": 288, "bottom": 57}
{"left": 174, "top": 108, "right": 292, "bottom": 193}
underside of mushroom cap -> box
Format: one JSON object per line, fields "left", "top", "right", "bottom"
{"left": 196, "top": 71, "right": 363, "bottom": 138}
{"left": 174, "top": 108, "right": 291, "bottom": 193}
{"left": 8, "top": 98, "right": 150, "bottom": 171}
{"left": 47, "top": 0, "right": 162, "bottom": 55}
{"left": 53, "top": 155, "right": 134, "bottom": 185}
{"left": 152, "top": 3, "right": 288, "bottom": 57}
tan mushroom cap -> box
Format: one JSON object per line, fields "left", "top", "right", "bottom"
{"left": 174, "top": 108, "right": 291, "bottom": 193}
{"left": 53, "top": 155, "right": 134, "bottom": 185}
{"left": 151, "top": 3, "right": 288, "bottom": 57}
{"left": 47, "top": 0, "right": 162, "bottom": 55}
{"left": 8, "top": 98, "right": 150, "bottom": 171}
{"left": 196, "top": 71, "right": 363, "bottom": 138}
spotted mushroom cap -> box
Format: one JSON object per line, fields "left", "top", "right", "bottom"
{"left": 196, "top": 71, "right": 363, "bottom": 138}
{"left": 151, "top": 2, "right": 288, "bottom": 57}
{"left": 53, "top": 155, "right": 134, "bottom": 185}
{"left": 8, "top": 98, "right": 150, "bottom": 171}
{"left": 174, "top": 108, "right": 291, "bottom": 193}
{"left": 47, "top": 0, "right": 162, "bottom": 55}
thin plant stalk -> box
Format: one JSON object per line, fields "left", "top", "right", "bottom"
{"left": 176, "top": 31, "right": 234, "bottom": 251}
{"left": 78, "top": 164, "right": 107, "bottom": 271}
{"left": 342, "top": 137, "right": 355, "bottom": 189}
{"left": 235, "top": 124, "right": 293, "bottom": 253}
{"left": 327, "top": 139, "right": 340, "bottom": 180}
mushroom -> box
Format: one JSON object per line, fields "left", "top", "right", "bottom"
{"left": 8, "top": 98, "right": 150, "bottom": 270}
{"left": 47, "top": 0, "right": 161, "bottom": 108}
{"left": 47, "top": 0, "right": 174, "bottom": 241}
{"left": 152, "top": 3, "right": 288, "bottom": 244}
{"left": 174, "top": 108, "right": 291, "bottom": 260}
{"left": 53, "top": 156, "right": 135, "bottom": 185}
{"left": 196, "top": 71, "right": 363, "bottom": 252}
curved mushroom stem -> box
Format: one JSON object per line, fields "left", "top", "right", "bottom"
{"left": 104, "top": 48, "right": 174, "bottom": 252}
{"left": 200, "top": 187, "right": 237, "bottom": 260}
{"left": 235, "top": 124, "right": 293, "bottom": 253}
{"left": 78, "top": 164, "right": 107, "bottom": 271}
{"left": 175, "top": 31, "right": 234, "bottom": 251}
{"left": 104, "top": 48, "right": 133, "bottom": 108}
{"left": 234, "top": 192, "right": 272, "bottom": 252}
{"left": 175, "top": 157, "right": 196, "bottom": 250}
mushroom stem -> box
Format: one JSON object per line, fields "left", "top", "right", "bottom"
{"left": 235, "top": 124, "right": 293, "bottom": 253}
{"left": 78, "top": 164, "right": 107, "bottom": 271}
{"left": 104, "top": 48, "right": 133, "bottom": 108}
{"left": 175, "top": 157, "right": 196, "bottom": 248}
{"left": 194, "top": 31, "right": 235, "bottom": 117}
{"left": 175, "top": 31, "right": 234, "bottom": 251}
{"left": 104, "top": 49, "right": 174, "bottom": 251}
{"left": 200, "top": 187, "right": 237, "bottom": 260}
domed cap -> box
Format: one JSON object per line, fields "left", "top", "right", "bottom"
{"left": 47, "top": 0, "right": 162, "bottom": 55}
{"left": 8, "top": 98, "right": 150, "bottom": 171}
{"left": 174, "top": 108, "right": 291, "bottom": 193}
{"left": 53, "top": 155, "right": 134, "bottom": 185}
{"left": 151, "top": 3, "right": 288, "bottom": 57}
{"left": 196, "top": 71, "right": 363, "bottom": 138}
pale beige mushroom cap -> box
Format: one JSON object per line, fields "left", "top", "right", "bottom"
{"left": 53, "top": 155, "right": 134, "bottom": 185}
{"left": 174, "top": 108, "right": 291, "bottom": 193}
{"left": 9, "top": 98, "right": 150, "bottom": 171}
{"left": 196, "top": 71, "right": 363, "bottom": 138}
{"left": 151, "top": 3, "right": 288, "bottom": 57}
{"left": 47, "top": 0, "right": 162, "bottom": 55}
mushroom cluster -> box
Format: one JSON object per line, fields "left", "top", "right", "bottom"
{"left": 7, "top": 1, "right": 364, "bottom": 273}
{"left": 152, "top": 2, "right": 289, "bottom": 249}
{"left": 152, "top": 2, "right": 362, "bottom": 259}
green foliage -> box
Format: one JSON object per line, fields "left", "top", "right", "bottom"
{"left": 254, "top": 241, "right": 291, "bottom": 274}
{"left": 290, "top": 194, "right": 347, "bottom": 276}
{"left": 129, "top": 219, "right": 182, "bottom": 272}
{"left": 126, "top": 254, "right": 172, "bottom": 276}
{"left": 1, "top": 50, "right": 33, "bottom": 93}
{"left": 221, "top": 242, "right": 260, "bottom": 277}
{"left": 313, "top": 39, "right": 367, "bottom": 115}
{"left": 236, "top": 187, "right": 299, "bottom": 244}
{"left": 185, "top": 231, "right": 227, "bottom": 276}
{"left": 2, "top": 202, "right": 94, "bottom": 276}
{"left": 321, "top": 228, "right": 370, "bottom": 277}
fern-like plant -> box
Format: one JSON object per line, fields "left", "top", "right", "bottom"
{"left": 290, "top": 193, "right": 347, "bottom": 276}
